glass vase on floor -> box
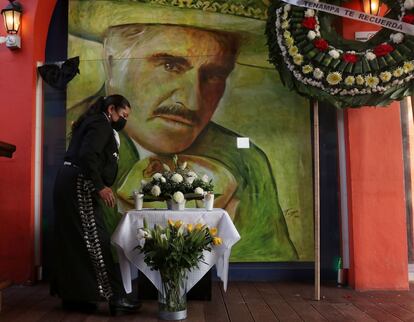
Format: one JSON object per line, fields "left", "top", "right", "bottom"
{"left": 158, "top": 271, "right": 187, "bottom": 320}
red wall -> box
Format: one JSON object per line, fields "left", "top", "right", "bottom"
{"left": 343, "top": 1, "right": 409, "bottom": 290}
{"left": 0, "top": 0, "right": 56, "bottom": 282}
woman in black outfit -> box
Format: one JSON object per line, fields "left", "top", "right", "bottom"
{"left": 51, "top": 94, "right": 140, "bottom": 315}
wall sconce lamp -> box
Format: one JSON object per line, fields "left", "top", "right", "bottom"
{"left": 0, "top": 0, "right": 22, "bottom": 49}
{"left": 361, "top": 0, "right": 381, "bottom": 16}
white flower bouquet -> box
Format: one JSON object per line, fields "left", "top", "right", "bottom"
{"left": 140, "top": 155, "right": 214, "bottom": 203}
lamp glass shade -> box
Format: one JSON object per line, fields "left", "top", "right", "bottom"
{"left": 361, "top": 0, "right": 380, "bottom": 15}
{"left": 2, "top": 9, "right": 21, "bottom": 34}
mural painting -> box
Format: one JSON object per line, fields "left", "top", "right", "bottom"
{"left": 67, "top": 0, "right": 314, "bottom": 262}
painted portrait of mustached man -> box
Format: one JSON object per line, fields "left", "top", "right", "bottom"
{"left": 67, "top": 0, "right": 314, "bottom": 262}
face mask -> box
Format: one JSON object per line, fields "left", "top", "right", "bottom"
{"left": 111, "top": 117, "right": 127, "bottom": 132}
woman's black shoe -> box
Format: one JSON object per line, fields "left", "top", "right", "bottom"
{"left": 109, "top": 297, "right": 142, "bottom": 316}
{"left": 61, "top": 300, "right": 98, "bottom": 313}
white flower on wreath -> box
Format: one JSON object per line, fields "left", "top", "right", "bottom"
{"left": 151, "top": 185, "right": 161, "bottom": 197}
{"left": 327, "top": 72, "right": 342, "bottom": 85}
{"left": 307, "top": 30, "right": 317, "bottom": 40}
{"left": 194, "top": 187, "right": 204, "bottom": 195}
{"left": 160, "top": 177, "right": 166, "bottom": 183}
{"left": 173, "top": 191, "right": 185, "bottom": 203}
{"left": 281, "top": 20, "right": 290, "bottom": 29}
{"left": 365, "top": 74, "right": 380, "bottom": 88}
{"left": 365, "top": 51, "right": 376, "bottom": 61}
{"left": 345, "top": 76, "right": 355, "bottom": 86}
{"left": 283, "top": 30, "right": 291, "bottom": 39}
{"left": 302, "top": 65, "right": 314, "bottom": 74}
{"left": 282, "top": 11, "right": 289, "bottom": 20}
{"left": 390, "top": 33, "right": 404, "bottom": 44}
{"left": 329, "top": 49, "right": 340, "bottom": 59}
{"left": 171, "top": 173, "right": 183, "bottom": 183}
{"left": 403, "top": 61, "right": 414, "bottom": 73}
{"left": 305, "top": 9, "right": 315, "bottom": 17}
{"left": 393, "top": 67, "right": 404, "bottom": 77}
{"left": 404, "top": 0, "right": 414, "bottom": 10}
{"left": 152, "top": 172, "right": 163, "bottom": 180}
{"left": 380, "top": 71, "right": 392, "bottom": 82}
{"left": 313, "top": 68, "right": 324, "bottom": 80}
{"left": 284, "top": 4, "right": 291, "bottom": 12}
{"left": 356, "top": 75, "right": 365, "bottom": 85}
{"left": 293, "top": 54, "right": 304, "bottom": 65}
{"left": 288, "top": 46, "right": 299, "bottom": 56}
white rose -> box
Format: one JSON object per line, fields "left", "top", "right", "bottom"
{"left": 305, "top": 9, "right": 315, "bottom": 17}
{"left": 171, "top": 173, "right": 183, "bottom": 183}
{"left": 405, "top": 0, "right": 414, "bottom": 10}
{"left": 202, "top": 174, "right": 209, "bottom": 183}
{"left": 151, "top": 185, "right": 161, "bottom": 197}
{"left": 160, "top": 177, "right": 166, "bottom": 183}
{"left": 173, "top": 191, "right": 185, "bottom": 203}
{"left": 307, "top": 30, "right": 316, "bottom": 40}
{"left": 194, "top": 187, "right": 204, "bottom": 195}
{"left": 365, "top": 52, "right": 376, "bottom": 61}
{"left": 187, "top": 171, "right": 197, "bottom": 177}
{"left": 390, "top": 33, "right": 404, "bottom": 44}
{"left": 329, "top": 50, "right": 340, "bottom": 59}
{"left": 186, "top": 176, "right": 195, "bottom": 184}
{"left": 152, "top": 172, "right": 162, "bottom": 180}
{"left": 313, "top": 68, "right": 324, "bottom": 80}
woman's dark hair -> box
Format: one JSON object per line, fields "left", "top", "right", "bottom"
{"left": 72, "top": 94, "right": 131, "bottom": 131}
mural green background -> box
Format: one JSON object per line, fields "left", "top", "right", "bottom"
{"left": 67, "top": 0, "right": 314, "bottom": 261}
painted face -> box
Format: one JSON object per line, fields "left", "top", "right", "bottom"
{"left": 106, "top": 25, "right": 238, "bottom": 154}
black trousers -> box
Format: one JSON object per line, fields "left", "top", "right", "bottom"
{"left": 50, "top": 165, "right": 124, "bottom": 302}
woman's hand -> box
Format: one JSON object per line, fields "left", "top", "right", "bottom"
{"left": 98, "top": 187, "right": 116, "bottom": 208}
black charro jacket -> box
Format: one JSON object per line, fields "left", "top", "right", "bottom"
{"left": 64, "top": 113, "right": 118, "bottom": 191}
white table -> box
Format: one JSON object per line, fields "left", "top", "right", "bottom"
{"left": 111, "top": 208, "right": 240, "bottom": 294}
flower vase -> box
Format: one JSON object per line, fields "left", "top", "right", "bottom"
{"left": 203, "top": 193, "right": 214, "bottom": 211}
{"left": 166, "top": 199, "right": 186, "bottom": 210}
{"left": 158, "top": 272, "right": 187, "bottom": 320}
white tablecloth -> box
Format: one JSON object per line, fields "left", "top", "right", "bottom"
{"left": 111, "top": 208, "right": 240, "bottom": 294}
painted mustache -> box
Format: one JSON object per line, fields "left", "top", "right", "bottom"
{"left": 152, "top": 104, "right": 199, "bottom": 125}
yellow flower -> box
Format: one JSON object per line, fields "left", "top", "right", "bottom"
{"left": 365, "top": 75, "right": 379, "bottom": 88}
{"left": 344, "top": 76, "right": 355, "bottom": 86}
{"left": 326, "top": 72, "right": 342, "bottom": 85}
{"left": 212, "top": 237, "right": 223, "bottom": 245}
{"left": 174, "top": 220, "right": 183, "bottom": 228}
{"left": 195, "top": 223, "right": 203, "bottom": 231}
{"left": 393, "top": 67, "right": 404, "bottom": 78}
{"left": 283, "top": 30, "right": 291, "bottom": 39}
{"left": 356, "top": 75, "right": 365, "bottom": 85}
{"left": 168, "top": 219, "right": 174, "bottom": 226}
{"left": 288, "top": 46, "right": 299, "bottom": 56}
{"left": 380, "top": 71, "right": 392, "bottom": 83}
{"left": 281, "top": 20, "right": 290, "bottom": 29}
{"left": 302, "top": 65, "right": 313, "bottom": 74}
{"left": 285, "top": 37, "right": 294, "bottom": 48}
{"left": 293, "top": 54, "right": 304, "bottom": 66}
{"left": 209, "top": 227, "right": 218, "bottom": 236}
{"left": 403, "top": 61, "right": 414, "bottom": 73}
{"left": 187, "top": 224, "right": 193, "bottom": 232}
